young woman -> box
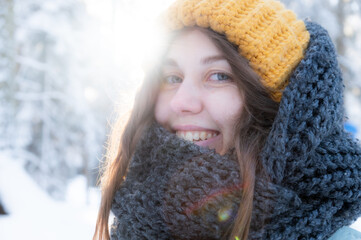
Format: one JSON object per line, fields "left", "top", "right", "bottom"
{"left": 93, "top": 0, "right": 361, "bottom": 239}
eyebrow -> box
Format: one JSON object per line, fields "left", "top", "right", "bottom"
{"left": 201, "top": 55, "right": 227, "bottom": 65}
{"left": 162, "top": 55, "right": 227, "bottom": 67}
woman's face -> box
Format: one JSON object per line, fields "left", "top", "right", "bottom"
{"left": 154, "top": 29, "right": 243, "bottom": 154}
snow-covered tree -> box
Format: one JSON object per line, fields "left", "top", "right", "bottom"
{"left": 1, "top": 0, "right": 109, "bottom": 200}
{"left": 0, "top": 0, "right": 17, "bottom": 150}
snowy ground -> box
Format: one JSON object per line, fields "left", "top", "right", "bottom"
{"left": 0, "top": 151, "right": 101, "bottom": 240}
{"left": 1, "top": 151, "right": 361, "bottom": 240}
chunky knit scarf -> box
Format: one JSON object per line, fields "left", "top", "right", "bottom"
{"left": 110, "top": 22, "right": 361, "bottom": 240}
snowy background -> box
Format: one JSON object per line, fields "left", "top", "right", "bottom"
{"left": 0, "top": 0, "right": 361, "bottom": 239}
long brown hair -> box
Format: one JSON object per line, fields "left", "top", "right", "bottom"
{"left": 93, "top": 27, "right": 279, "bottom": 240}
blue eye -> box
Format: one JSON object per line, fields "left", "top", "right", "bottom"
{"left": 209, "top": 72, "right": 231, "bottom": 81}
{"left": 164, "top": 75, "right": 182, "bottom": 84}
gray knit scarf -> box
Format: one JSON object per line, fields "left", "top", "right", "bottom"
{"left": 110, "top": 22, "right": 361, "bottom": 240}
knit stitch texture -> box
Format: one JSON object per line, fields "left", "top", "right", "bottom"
{"left": 110, "top": 22, "right": 361, "bottom": 240}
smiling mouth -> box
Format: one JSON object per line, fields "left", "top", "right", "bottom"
{"left": 176, "top": 130, "right": 220, "bottom": 142}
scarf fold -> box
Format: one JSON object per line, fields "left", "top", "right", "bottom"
{"left": 110, "top": 21, "right": 361, "bottom": 240}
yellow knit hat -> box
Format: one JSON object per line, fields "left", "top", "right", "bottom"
{"left": 161, "top": 0, "right": 310, "bottom": 102}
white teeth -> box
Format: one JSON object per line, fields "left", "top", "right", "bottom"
{"left": 200, "top": 132, "right": 206, "bottom": 140}
{"left": 176, "top": 131, "right": 218, "bottom": 142}
{"left": 185, "top": 132, "right": 193, "bottom": 141}
{"left": 193, "top": 132, "right": 200, "bottom": 140}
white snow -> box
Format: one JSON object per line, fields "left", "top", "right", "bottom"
{"left": 0, "top": 151, "right": 101, "bottom": 240}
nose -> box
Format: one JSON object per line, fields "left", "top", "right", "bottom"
{"left": 169, "top": 79, "right": 203, "bottom": 115}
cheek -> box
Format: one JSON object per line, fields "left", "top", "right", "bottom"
{"left": 154, "top": 92, "right": 170, "bottom": 125}
{"left": 207, "top": 89, "right": 243, "bottom": 127}
{"left": 205, "top": 89, "right": 242, "bottom": 153}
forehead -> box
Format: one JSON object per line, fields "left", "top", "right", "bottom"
{"left": 161, "top": 29, "right": 233, "bottom": 72}
{"left": 166, "top": 29, "right": 222, "bottom": 58}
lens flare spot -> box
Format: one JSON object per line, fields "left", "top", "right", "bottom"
{"left": 217, "top": 205, "right": 233, "bottom": 222}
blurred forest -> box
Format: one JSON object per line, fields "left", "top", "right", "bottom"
{"left": 0, "top": 0, "right": 361, "bottom": 203}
